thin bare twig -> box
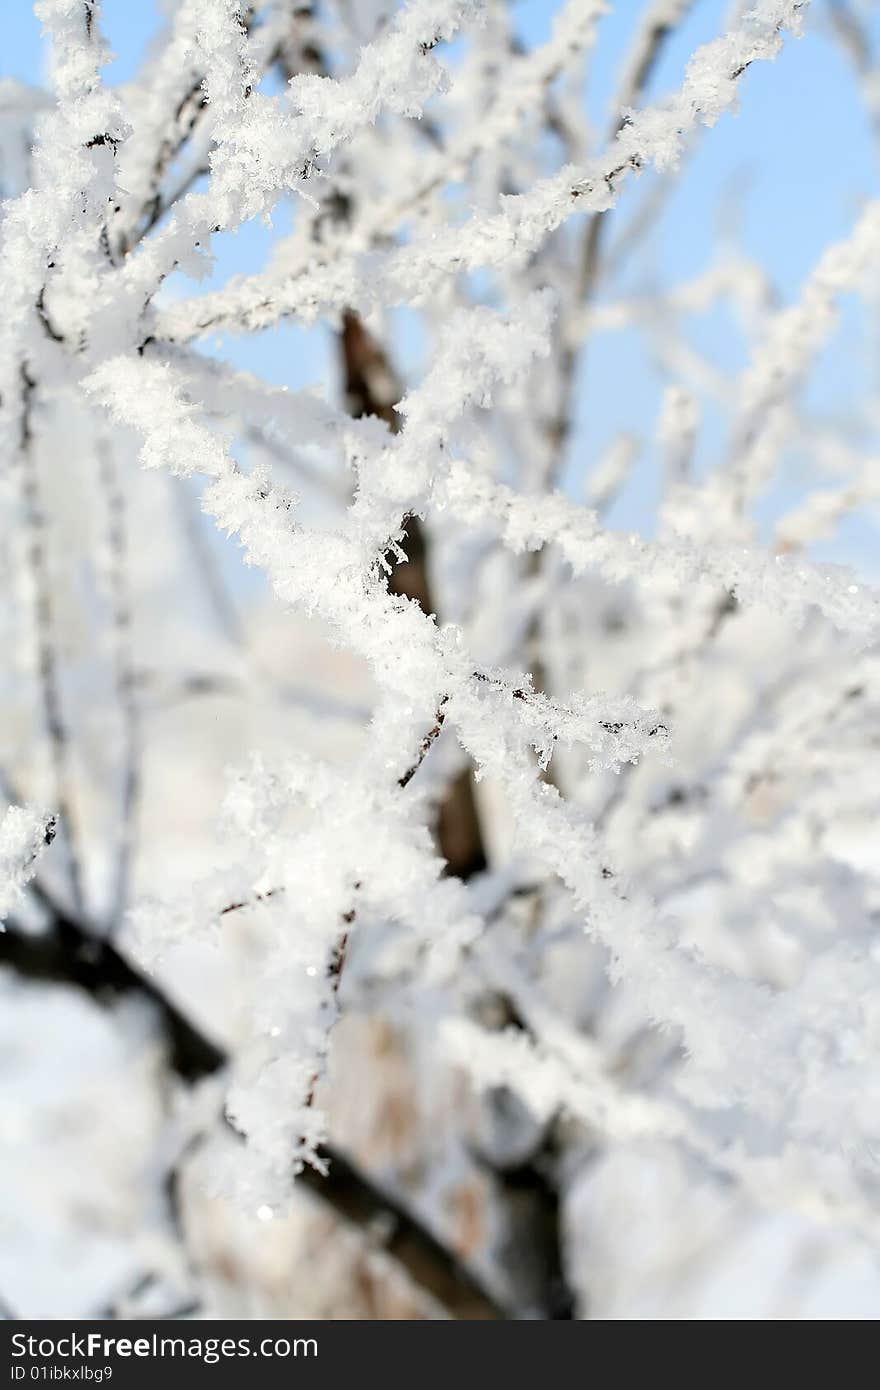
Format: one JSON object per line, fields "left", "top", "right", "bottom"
{"left": 97, "top": 439, "right": 141, "bottom": 933}
{"left": 398, "top": 699, "right": 448, "bottom": 789}
{"left": 18, "top": 363, "right": 86, "bottom": 920}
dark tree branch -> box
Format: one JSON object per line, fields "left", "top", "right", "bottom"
{"left": 2, "top": 891, "right": 224, "bottom": 1082}
{"left": 294, "top": 1149, "right": 503, "bottom": 1319}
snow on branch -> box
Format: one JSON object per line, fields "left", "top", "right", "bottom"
{"left": 441, "top": 462, "right": 880, "bottom": 644}
{"left": 0, "top": 805, "right": 55, "bottom": 926}
{"left": 118, "top": 0, "right": 482, "bottom": 307}
{"left": 725, "top": 199, "right": 880, "bottom": 506}
{"left": 158, "top": 0, "right": 809, "bottom": 342}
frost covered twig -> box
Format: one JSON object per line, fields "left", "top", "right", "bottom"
{"left": 441, "top": 462, "right": 880, "bottom": 644}
{"left": 0, "top": 805, "right": 55, "bottom": 926}
{"left": 157, "top": 0, "right": 808, "bottom": 342}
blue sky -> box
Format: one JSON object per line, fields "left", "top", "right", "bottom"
{"left": 4, "top": 1, "right": 879, "bottom": 571}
